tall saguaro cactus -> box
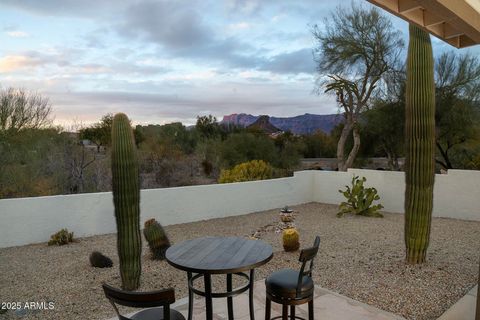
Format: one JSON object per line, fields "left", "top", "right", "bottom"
{"left": 111, "top": 113, "right": 142, "bottom": 290}
{"left": 404, "top": 25, "right": 436, "bottom": 264}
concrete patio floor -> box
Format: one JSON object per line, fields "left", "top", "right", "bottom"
{"left": 109, "top": 280, "right": 405, "bottom": 320}
{"left": 437, "top": 285, "right": 478, "bottom": 320}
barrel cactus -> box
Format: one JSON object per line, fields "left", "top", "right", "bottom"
{"left": 404, "top": 25, "right": 436, "bottom": 264}
{"left": 89, "top": 251, "right": 113, "bottom": 268}
{"left": 282, "top": 228, "right": 300, "bottom": 252}
{"left": 143, "top": 218, "right": 170, "bottom": 260}
{"left": 111, "top": 113, "right": 142, "bottom": 290}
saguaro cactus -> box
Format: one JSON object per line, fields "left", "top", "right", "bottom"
{"left": 404, "top": 25, "right": 436, "bottom": 264}
{"left": 111, "top": 113, "right": 142, "bottom": 290}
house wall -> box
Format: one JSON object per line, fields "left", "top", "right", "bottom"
{"left": 0, "top": 169, "right": 478, "bottom": 248}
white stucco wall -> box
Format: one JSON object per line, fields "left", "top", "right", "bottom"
{"left": 312, "top": 169, "right": 480, "bottom": 220}
{"left": 0, "top": 169, "right": 478, "bottom": 248}
{"left": 0, "top": 171, "right": 313, "bottom": 248}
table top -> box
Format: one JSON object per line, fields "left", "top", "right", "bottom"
{"left": 165, "top": 236, "right": 273, "bottom": 274}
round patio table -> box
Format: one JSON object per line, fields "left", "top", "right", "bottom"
{"left": 166, "top": 236, "right": 273, "bottom": 320}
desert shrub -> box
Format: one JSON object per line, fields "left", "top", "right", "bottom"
{"left": 218, "top": 160, "right": 273, "bottom": 183}
{"left": 337, "top": 175, "right": 384, "bottom": 217}
{"left": 48, "top": 228, "right": 74, "bottom": 246}
{"left": 89, "top": 251, "right": 113, "bottom": 268}
{"left": 201, "top": 159, "right": 213, "bottom": 176}
{"left": 143, "top": 219, "right": 170, "bottom": 260}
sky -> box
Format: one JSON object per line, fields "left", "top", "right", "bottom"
{"left": 1, "top": 0, "right": 479, "bottom": 126}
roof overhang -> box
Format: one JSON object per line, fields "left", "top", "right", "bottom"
{"left": 367, "top": 0, "right": 480, "bottom": 48}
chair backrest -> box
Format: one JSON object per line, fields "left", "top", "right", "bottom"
{"left": 102, "top": 283, "right": 175, "bottom": 320}
{"left": 296, "top": 236, "right": 321, "bottom": 297}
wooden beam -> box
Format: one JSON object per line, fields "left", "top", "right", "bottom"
{"left": 367, "top": 0, "right": 480, "bottom": 48}
{"left": 403, "top": 7, "right": 425, "bottom": 25}
{"left": 399, "top": 0, "right": 422, "bottom": 13}
{"left": 426, "top": 22, "right": 444, "bottom": 35}
{"left": 423, "top": 10, "right": 445, "bottom": 26}
{"left": 444, "top": 23, "right": 464, "bottom": 39}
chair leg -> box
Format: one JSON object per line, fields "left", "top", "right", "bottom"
{"left": 282, "top": 304, "right": 288, "bottom": 320}
{"left": 308, "top": 300, "right": 314, "bottom": 320}
{"left": 290, "top": 305, "right": 295, "bottom": 320}
{"left": 265, "top": 297, "right": 271, "bottom": 320}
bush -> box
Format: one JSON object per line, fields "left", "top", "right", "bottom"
{"left": 218, "top": 160, "right": 273, "bottom": 183}
{"left": 337, "top": 175, "right": 384, "bottom": 217}
{"left": 48, "top": 228, "right": 74, "bottom": 246}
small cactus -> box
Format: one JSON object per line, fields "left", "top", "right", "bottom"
{"left": 89, "top": 251, "right": 113, "bottom": 268}
{"left": 143, "top": 219, "right": 170, "bottom": 260}
{"left": 48, "top": 228, "right": 74, "bottom": 246}
{"left": 281, "top": 206, "right": 293, "bottom": 213}
{"left": 282, "top": 228, "right": 300, "bottom": 252}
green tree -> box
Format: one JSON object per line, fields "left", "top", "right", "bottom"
{"left": 274, "top": 131, "right": 305, "bottom": 170}
{"left": 302, "top": 131, "right": 337, "bottom": 158}
{"left": 363, "top": 101, "right": 405, "bottom": 170}
{"left": 312, "top": 4, "right": 404, "bottom": 171}
{"left": 196, "top": 115, "right": 221, "bottom": 140}
{"left": 220, "top": 132, "right": 277, "bottom": 168}
{"left": 79, "top": 113, "right": 113, "bottom": 151}
{"left": 434, "top": 52, "right": 480, "bottom": 170}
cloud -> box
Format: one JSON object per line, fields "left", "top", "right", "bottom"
{"left": 115, "top": 1, "right": 264, "bottom": 69}
{"left": 0, "top": 51, "right": 70, "bottom": 72}
{"left": 260, "top": 48, "right": 316, "bottom": 74}
{"left": 0, "top": 55, "right": 42, "bottom": 72}
{"left": 5, "top": 30, "right": 29, "bottom": 38}
{"left": 0, "top": 0, "right": 127, "bottom": 17}
{"left": 117, "top": 1, "right": 210, "bottom": 51}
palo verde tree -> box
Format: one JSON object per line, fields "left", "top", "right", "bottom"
{"left": 312, "top": 3, "right": 404, "bottom": 171}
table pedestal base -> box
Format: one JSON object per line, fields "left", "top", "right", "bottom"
{"left": 186, "top": 270, "right": 256, "bottom": 320}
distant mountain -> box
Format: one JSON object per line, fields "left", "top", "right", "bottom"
{"left": 247, "top": 115, "right": 281, "bottom": 134}
{"left": 221, "top": 113, "right": 343, "bottom": 135}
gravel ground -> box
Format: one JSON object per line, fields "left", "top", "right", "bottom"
{"left": 0, "top": 202, "right": 479, "bottom": 320}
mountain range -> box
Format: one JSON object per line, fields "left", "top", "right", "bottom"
{"left": 221, "top": 113, "right": 343, "bottom": 135}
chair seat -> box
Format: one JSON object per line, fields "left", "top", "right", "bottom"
{"left": 130, "top": 307, "right": 185, "bottom": 320}
{"left": 265, "top": 269, "right": 314, "bottom": 299}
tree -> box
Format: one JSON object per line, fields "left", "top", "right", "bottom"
{"left": 302, "top": 131, "right": 336, "bottom": 158}
{"left": 220, "top": 132, "right": 277, "bottom": 168}
{"left": 79, "top": 113, "right": 113, "bottom": 152}
{"left": 364, "top": 101, "right": 405, "bottom": 170}
{"left": 0, "top": 88, "right": 52, "bottom": 134}
{"left": 312, "top": 4, "right": 404, "bottom": 171}
{"left": 196, "top": 115, "right": 221, "bottom": 140}
{"left": 434, "top": 52, "right": 480, "bottom": 170}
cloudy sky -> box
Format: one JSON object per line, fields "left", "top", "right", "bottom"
{"left": 0, "top": 0, "right": 478, "bottom": 126}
